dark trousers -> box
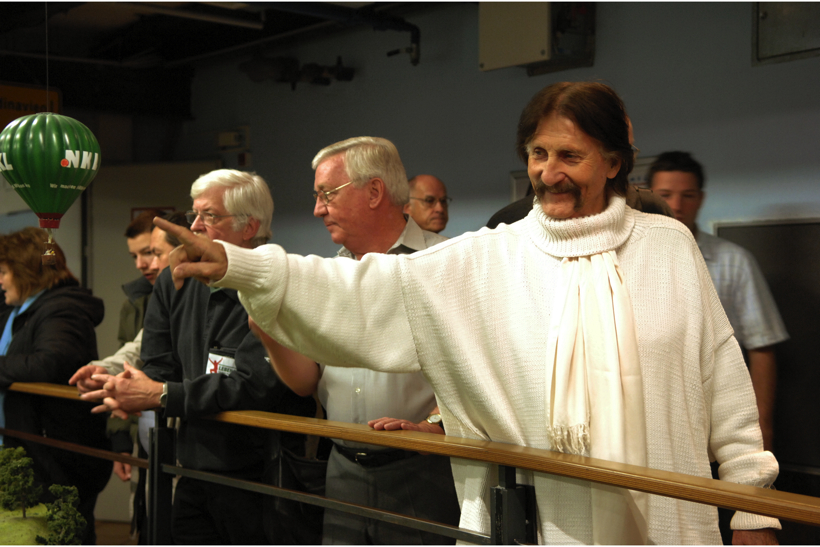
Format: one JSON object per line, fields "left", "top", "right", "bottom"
{"left": 711, "top": 461, "right": 733, "bottom": 545}
{"left": 322, "top": 445, "right": 460, "bottom": 545}
{"left": 78, "top": 493, "right": 99, "bottom": 545}
{"left": 171, "top": 476, "right": 269, "bottom": 545}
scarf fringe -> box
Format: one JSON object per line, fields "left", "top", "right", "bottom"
{"left": 547, "top": 423, "right": 590, "bottom": 456}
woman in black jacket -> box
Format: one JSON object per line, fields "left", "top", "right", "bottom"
{"left": 0, "top": 227, "right": 111, "bottom": 544}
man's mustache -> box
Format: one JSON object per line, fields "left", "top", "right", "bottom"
{"left": 533, "top": 179, "right": 581, "bottom": 197}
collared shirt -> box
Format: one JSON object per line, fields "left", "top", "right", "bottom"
{"left": 320, "top": 217, "right": 447, "bottom": 450}
{"left": 696, "top": 229, "right": 788, "bottom": 350}
{"left": 336, "top": 216, "right": 447, "bottom": 259}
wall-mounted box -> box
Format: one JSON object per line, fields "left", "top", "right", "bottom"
{"left": 479, "top": 3, "right": 552, "bottom": 71}
{"left": 479, "top": 3, "right": 595, "bottom": 76}
{"left": 754, "top": 2, "right": 820, "bottom": 65}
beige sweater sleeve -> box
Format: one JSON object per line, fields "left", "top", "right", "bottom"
{"left": 214, "top": 240, "right": 420, "bottom": 374}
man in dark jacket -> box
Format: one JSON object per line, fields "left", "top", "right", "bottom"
{"left": 121, "top": 208, "right": 165, "bottom": 346}
{"left": 83, "top": 170, "right": 317, "bottom": 544}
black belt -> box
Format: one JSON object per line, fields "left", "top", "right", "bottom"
{"left": 333, "top": 443, "right": 417, "bottom": 468}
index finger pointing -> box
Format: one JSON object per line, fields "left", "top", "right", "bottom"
{"left": 154, "top": 217, "right": 198, "bottom": 246}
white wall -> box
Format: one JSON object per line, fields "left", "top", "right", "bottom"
{"left": 172, "top": 2, "right": 820, "bottom": 257}
{"left": 0, "top": 178, "right": 84, "bottom": 277}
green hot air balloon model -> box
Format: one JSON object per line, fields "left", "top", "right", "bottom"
{"left": 0, "top": 113, "right": 101, "bottom": 264}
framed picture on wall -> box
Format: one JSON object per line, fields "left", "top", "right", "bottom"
{"left": 628, "top": 155, "right": 658, "bottom": 188}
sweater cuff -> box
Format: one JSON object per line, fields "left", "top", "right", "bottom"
{"left": 164, "top": 381, "right": 184, "bottom": 418}
{"left": 730, "top": 511, "right": 782, "bottom": 531}
{"left": 212, "top": 240, "right": 283, "bottom": 293}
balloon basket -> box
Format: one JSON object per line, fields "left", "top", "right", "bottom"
{"left": 37, "top": 215, "right": 63, "bottom": 229}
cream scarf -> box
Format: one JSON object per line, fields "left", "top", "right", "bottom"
{"left": 542, "top": 249, "right": 648, "bottom": 544}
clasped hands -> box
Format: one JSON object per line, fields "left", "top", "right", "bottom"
{"left": 71, "top": 362, "right": 162, "bottom": 420}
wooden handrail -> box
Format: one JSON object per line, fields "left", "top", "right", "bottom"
{"left": 0, "top": 427, "right": 148, "bottom": 469}
{"left": 9, "top": 382, "right": 87, "bottom": 401}
{"left": 6, "top": 383, "right": 149, "bottom": 469}
{"left": 12, "top": 382, "right": 820, "bottom": 526}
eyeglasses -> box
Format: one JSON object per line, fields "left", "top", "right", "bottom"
{"left": 409, "top": 196, "right": 452, "bottom": 208}
{"left": 313, "top": 180, "right": 353, "bottom": 206}
{"left": 185, "top": 210, "right": 236, "bottom": 226}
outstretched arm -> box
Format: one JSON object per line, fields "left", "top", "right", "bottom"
{"left": 748, "top": 347, "right": 776, "bottom": 452}
{"left": 155, "top": 217, "right": 420, "bottom": 376}
{"left": 248, "top": 317, "right": 319, "bottom": 397}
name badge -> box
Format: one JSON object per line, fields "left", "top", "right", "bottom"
{"left": 206, "top": 350, "right": 236, "bottom": 376}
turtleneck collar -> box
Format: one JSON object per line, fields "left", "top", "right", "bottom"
{"left": 525, "top": 194, "right": 635, "bottom": 258}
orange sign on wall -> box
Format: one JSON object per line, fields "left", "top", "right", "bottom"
{"left": 0, "top": 82, "right": 62, "bottom": 130}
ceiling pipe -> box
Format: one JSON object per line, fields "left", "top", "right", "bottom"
{"left": 251, "top": 3, "right": 421, "bottom": 65}
{"left": 166, "top": 3, "right": 421, "bottom": 68}
{"left": 117, "top": 2, "right": 265, "bottom": 30}
{"left": 0, "top": 49, "right": 142, "bottom": 68}
{"left": 165, "top": 18, "right": 337, "bottom": 68}
{"left": 251, "top": 2, "right": 360, "bottom": 23}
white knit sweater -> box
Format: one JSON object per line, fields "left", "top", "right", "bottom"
{"left": 217, "top": 196, "right": 779, "bottom": 544}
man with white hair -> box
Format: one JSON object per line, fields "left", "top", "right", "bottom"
{"left": 253, "top": 137, "right": 460, "bottom": 544}
{"left": 157, "top": 84, "right": 778, "bottom": 545}
{"left": 84, "top": 169, "right": 317, "bottom": 544}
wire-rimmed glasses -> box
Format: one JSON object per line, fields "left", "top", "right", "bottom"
{"left": 184, "top": 210, "right": 236, "bottom": 226}
{"left": 313, "top": 180, "right": 354, "bottom": 206}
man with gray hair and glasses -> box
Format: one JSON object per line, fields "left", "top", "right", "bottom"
{"left": 83, "top": 169, "right": 317, "bottom": 544}
{"left": 250, "top": 137, "right": 460, "bottom": 544}
{"left": 404, "top": 174, "right": 451, "bottom": 234}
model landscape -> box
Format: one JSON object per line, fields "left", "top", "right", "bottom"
{"left": 0, "top": 446, "right": 85, "bottom": 545}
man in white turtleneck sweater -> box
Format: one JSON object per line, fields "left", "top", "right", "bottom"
{"left": 153, "top": 82, "right": 779, "bottom": 545}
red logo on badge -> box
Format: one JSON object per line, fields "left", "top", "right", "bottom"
{"left": 209, "top": 357, "right": 222, "bottom": 374}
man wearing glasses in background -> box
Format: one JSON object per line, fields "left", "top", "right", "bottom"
{"left": 83, "top": 169, "right": 317, "bottom": 545}
{"left": 249, "top": 137, "right": 460, "bottom": 544}
{"left": 404, "top": 174, "right": 451, "bottom": 234}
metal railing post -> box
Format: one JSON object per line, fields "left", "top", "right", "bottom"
{"left": 148, "top": 415, "right": 174, "bottom": 545}
{"left": 490, "top": 465, "right": 536, "bottom": 544}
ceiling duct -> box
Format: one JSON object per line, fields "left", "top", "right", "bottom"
{"left": 258, "top": 3, "right": 421, "bottom": 65}
{"left": 239, "top": 55, "right": 354, "bottom": 89}
{"left": 116, "top": 2, "right": 265, "bottom": 30}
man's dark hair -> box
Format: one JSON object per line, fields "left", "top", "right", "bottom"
{"left": 124, "top": 209, "right": 164, "bottom": 239}
{"left": 516, "top": 81, "right": 633, "bottom": 197}
{"left": 647, "top": 151, "right": 706, "bottom": 190}
{"left": 159, "top": 211, "right": 189, "bottom": 248}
